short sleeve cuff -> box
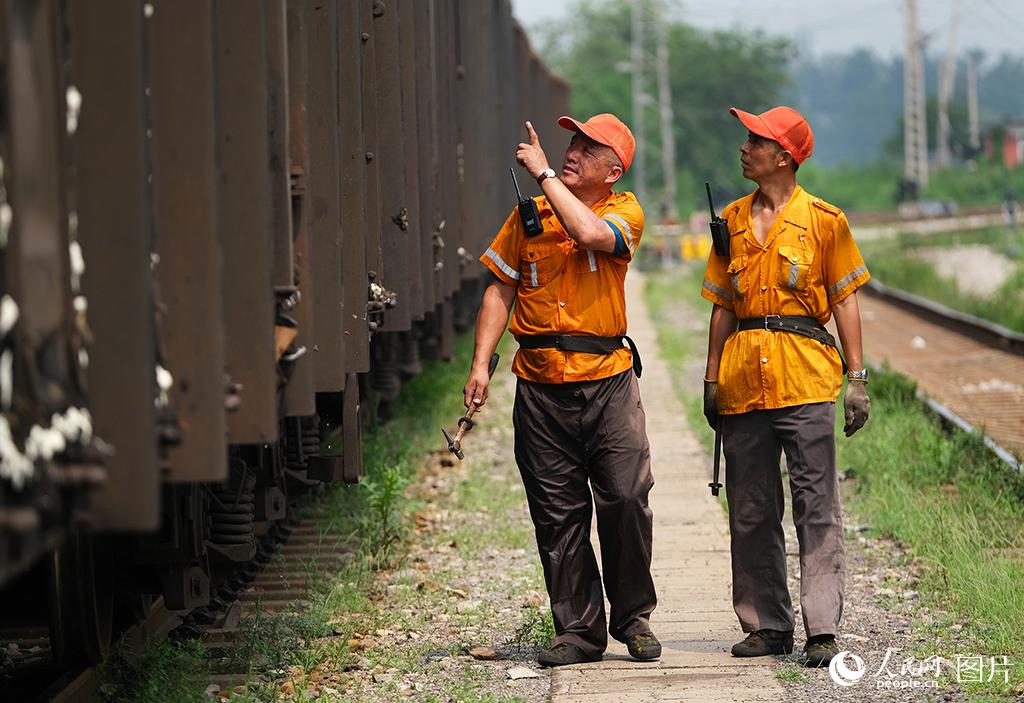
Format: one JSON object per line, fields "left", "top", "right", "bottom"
{"left": 827, "top": 265, "right": 871, "bottom": 306}
{"left": 480, "top": 246, "right": 520, "bottom": 286}
{"left": 701, "top": 278, "right": 734, "bottom": 309}
{"left": 603, "top": 214, "right": 636, "bottom": 261}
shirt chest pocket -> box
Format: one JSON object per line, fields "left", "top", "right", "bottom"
{"left": 777, "top": 244, "right": 814, "bottom": 291}
{"left": 727, "top": 255, "right": 748, "bottom": 301}
{"left": 520, "top": 244, "right": 561, "bottom": 288}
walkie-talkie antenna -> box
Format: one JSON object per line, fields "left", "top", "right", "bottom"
{"left": 510, "top": 167, "right": 524, "bottom": 201}
{"left": 705, "top": 180, "right": 730, "bottom": 256}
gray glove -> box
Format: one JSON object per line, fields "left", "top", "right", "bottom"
{"left": 703, "top": 380, "right": 719, "bottom": 431}
{"left": 843, "top": 381, "right": 870, "bottom": 437}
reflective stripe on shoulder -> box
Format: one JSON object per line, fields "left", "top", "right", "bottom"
{"left": 703, "top": 279, "right": 732, "bottom": 300}
{"left": 484, "top": 247, "right": 520, "bottom": 280}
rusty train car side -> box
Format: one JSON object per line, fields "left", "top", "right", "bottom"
{"left": 0, "top": 0, "right": 568, "bottom": 673}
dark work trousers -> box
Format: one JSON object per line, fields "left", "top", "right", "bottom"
{"left": 722, "top": 402, "right": 845, "bottom": 638}
{"left": 512, "top": 369, "right": 656, "bottom": 658}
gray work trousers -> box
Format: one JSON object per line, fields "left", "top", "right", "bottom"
{"left": 722, "top": 402, "right": 845, "bottom": 638}
{"left": 513, "top": 369, "right": 657, "bottom": 658}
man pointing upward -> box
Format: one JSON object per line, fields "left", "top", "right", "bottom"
{"left": 465, "top": 113, "right": 660, "bottom": 667}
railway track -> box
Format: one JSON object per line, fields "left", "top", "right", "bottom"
{"left": 844, "top": 281, "right": 1024, "bottom": 464}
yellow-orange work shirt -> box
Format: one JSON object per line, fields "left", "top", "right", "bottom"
{"left": 701, "top": 186, "right": 870, "bottom": 414}
{"left": 480, "top": 190, "right": 644, "bottom": 384}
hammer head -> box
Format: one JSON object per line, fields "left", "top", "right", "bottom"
{"left": 441, "top": 427, "right": 464, "bottom": 460}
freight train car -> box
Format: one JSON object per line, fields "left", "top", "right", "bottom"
{"left": 0, "top": 0, "right": 568, "bottom": 676}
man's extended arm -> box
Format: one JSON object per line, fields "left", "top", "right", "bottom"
{"left": 832, "top": 291, "right": 870, "bottom": 436}
{"left": 831, "top": 292, "right": 864, "bottom": 372}
{"left": 704, "top": 304, "right": 738, "bottom": 381}
{"left": 517, "top": 121, "right": 616, "bottom": 253}
{"left": 702, "top": 304, "right": 737, "bottom": 430}
{"left": 463, "top": 278, "right": 517, "bottom": 409}
{"left": 539, "top": 177, "right": 617, "bottom": 252}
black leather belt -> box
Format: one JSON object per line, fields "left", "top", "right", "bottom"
{"left": 517, "top": 334, "right": 643, "bottom": 378}
{"left": 737, "top": 315, "right": 847, "bottom": 373}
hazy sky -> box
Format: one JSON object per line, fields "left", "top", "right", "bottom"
{"left": 509, "top": 0, "right": 1024, "bottom": 61}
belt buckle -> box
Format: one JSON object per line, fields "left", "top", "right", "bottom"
{"left": 554, "top": 335, "right": 563, "bottom": 351}
{"left": 764, "top": 314, "right": 781, "bottom": 330}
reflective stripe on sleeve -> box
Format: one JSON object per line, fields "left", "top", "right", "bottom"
{"left": 703, "top": 279, "right": 732, "bottom": 301}
{"left": 604, "top": 219, "right": 629, "bottom": 256}
{"left": 586, "top": 250, "right": 597, "bottom": 272}
{"left": 604, "top": 214, "right": 634, "bottom": 253}
{"left": 828, "top": 264, "right": 867, "bottom": 297}
{"left": 484, "top": 246, "right": 520, "bottom": 281}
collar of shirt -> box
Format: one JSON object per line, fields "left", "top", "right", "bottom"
{"left": 730, "top": 185, "right": 809, "bottom": 252}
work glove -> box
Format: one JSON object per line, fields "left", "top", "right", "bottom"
{"left": 843, "top": 381, "right": 870, "bottom": 437}
{"left": 703, "top": 380, "right": 719, "bottom": 431}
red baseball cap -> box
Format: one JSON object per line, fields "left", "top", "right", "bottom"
{"left": 558, "top": 113, "right": 635, "bottom": 172}
{"left": 729, "top": 106, "right": 814, "bottom": 164}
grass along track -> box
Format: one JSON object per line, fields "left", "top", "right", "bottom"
{"left": 858, "top": 225, "right": 1024, "bottom": 334}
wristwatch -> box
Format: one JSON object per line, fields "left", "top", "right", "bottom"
{"left": 536, "top": 168, "right": 557, "bottom": 186}
{"left": 847, "top": 369, "right": 869, "bottom": 382}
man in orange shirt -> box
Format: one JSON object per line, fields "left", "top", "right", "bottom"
{"left": 464, "top": 113, "right": 659, "bottom": 667}
{"left": 701, "top": 106, "right": 871, "bottom": 667}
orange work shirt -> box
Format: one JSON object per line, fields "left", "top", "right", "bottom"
{"left": 480, "top": 190, "right": 644, "bottom": 384}
{"left": 701, "top": 186, "right": 870, "bottom": 414}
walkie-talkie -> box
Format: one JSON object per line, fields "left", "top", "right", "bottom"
{"left": 705, "top": 182, "right": 730, "bottom": 256}
{"left": 511, "top": 167, "right": 543, "bottom": 237}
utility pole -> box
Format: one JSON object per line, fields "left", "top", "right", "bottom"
{"left": 936, "top": 0, "right": 959, "bottom": 168}
{"left": 967, "top": 52, "right": 980, "bottom": 154}
{"left": 631, "top": 0, "right": 648, "bottom": 207}
{"left": 654, "top": 6, "right": 677, "bottom": 222}
{"left": 903, "top": 0, "right": 928, "bottom": 190}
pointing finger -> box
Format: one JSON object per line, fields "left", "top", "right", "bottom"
{"left": 525, "top": 120, "right": 539, "bottom": 145}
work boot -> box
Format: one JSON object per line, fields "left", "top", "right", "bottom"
{"left": 537, "top": 642, "right": 600, "bottom": 667}
{"left": 803, "top": 635, "right": 840, "bottom": 667}
{"left": 730, "top": 629, "right": 794, "bottom": 657}
{"left": 626, "top": 632, "right": 662, "bottom": 661}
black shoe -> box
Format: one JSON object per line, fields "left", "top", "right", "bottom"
{"left": 730, "top": 629, "right": 794, "bottom": 657}
{"left": 626, "top": 632, "right": 662, "bottom": 661}
{"left": 803, "top": 635, "right": 839, "bottom": 667}
{"left": 537, "top": 642, "right": 600, "bottom": 667}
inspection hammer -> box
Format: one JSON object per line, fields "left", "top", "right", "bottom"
{"left": 442, "top": 352, "right": 500, "bottom": 461}
{"left": 709, "top": 419, "right": 723, "bottom": 497}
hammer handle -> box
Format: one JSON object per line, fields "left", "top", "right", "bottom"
{"left": 449, "top": 353, "right": 501, "bottom": 453}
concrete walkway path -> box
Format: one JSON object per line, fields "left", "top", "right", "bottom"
{"left": 550, "top": 270, "right": 783, "bottom": 702}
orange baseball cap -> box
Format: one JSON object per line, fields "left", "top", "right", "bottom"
{"left": 729, "top": 106, "right": 814, "bottom": 164}
{"left": 558, "top": 113, "right": 636, "bottom": 172}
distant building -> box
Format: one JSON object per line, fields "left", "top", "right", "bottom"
{"left": 984, "top": 122, "right": 1024, "bottom": 168}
